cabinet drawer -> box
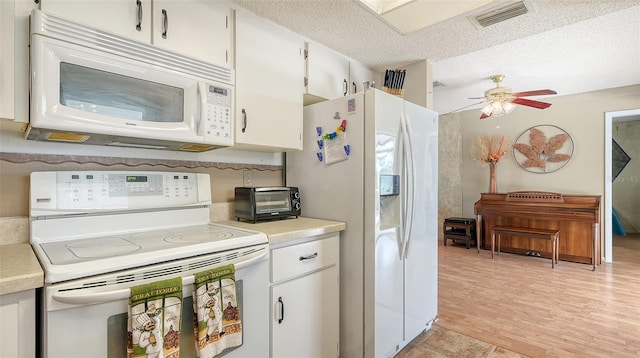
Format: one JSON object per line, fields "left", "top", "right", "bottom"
{"left": 271, "top": 235, "right": 339, "bottom": 283}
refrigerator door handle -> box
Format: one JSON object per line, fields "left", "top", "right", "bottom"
{"left": 400, "top": 113, "right": 416, "bottom": 259}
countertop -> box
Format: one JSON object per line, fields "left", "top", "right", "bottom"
{"left": 0, "top": 243, "right": 44, "bottom": 295}
{"left": 0, "top": 216, "right": 343, "bottom": 295}
{"left": 216, "top": 217, "right": 346, "bottom": 245}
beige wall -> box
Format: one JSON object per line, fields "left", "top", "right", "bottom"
{"left": 613, "top": 119, "right": 640, "bottom": 233}
{"left": 5, "top": 86, "right": 639, "bottom": 237}
{"left": 437, "top": 112, "right": 463, "bottom": 238}
{"left": 442, "top": 85, "right": 640, "bottom": 220}
{"left": 0, "top": 155, "right": 282, "bottom": 218}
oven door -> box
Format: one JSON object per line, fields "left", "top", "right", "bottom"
{"left": 41, "top": 246, "right": 269, "bottom": 358}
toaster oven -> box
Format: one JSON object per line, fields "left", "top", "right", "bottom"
{"left": 235, "top": 187, "right": 301, "bottom": 223}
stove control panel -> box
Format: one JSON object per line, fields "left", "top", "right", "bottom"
{"left": 30, "top": 171, "right": 212, "bottom": 215}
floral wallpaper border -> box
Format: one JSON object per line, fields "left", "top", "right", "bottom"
{"left": 0, "top": 152, "right": 282, "bottom": 171}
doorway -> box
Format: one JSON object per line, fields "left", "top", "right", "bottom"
{"left": 604, "top": 109, "right": 640, "bottom": 263}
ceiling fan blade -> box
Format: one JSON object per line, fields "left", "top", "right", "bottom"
{"left": 512, "top": 89, "right": 557, "bottom": 97}
{"left": 443, "top": 101, "right": 485, "bottom": 115}
{"left": 512, "top": 97, "right": 552, "bottom": 109}
{"left": 480, "top": 112, "right": 491, "bottom": 119}
{"left": 468, "top": 97, "right": 486, "bottom": 100}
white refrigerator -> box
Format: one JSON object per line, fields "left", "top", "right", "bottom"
{"left": 286, "top": 89, "right": 438, "bottom": 358}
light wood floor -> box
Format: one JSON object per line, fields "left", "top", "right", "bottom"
{"left": 430, "top": 233, "right": 640, "bottom": 358}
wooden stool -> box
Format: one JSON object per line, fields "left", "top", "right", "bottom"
{"left": 491, "top": 225, "right": 560, "bottom": 268}
{"left": 443, "top": 218, "right": 476, "bottom": 249}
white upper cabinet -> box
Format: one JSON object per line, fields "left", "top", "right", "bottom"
{"left": 349, "top": 59, "right": 377, "bottom": 95}
{"left": 235, "top": 10, "right": 304, "bottom": 151}
{"left": 305, "top": 41, "right": 377, "bottom": 104}
{"left": 152, "top": 1, "right": 230, "bottom": 66}
{"left": 305, "top": 41, "right": 350, "bottom": 101}
{"left": 1, "top": 0, "right": 36, "bottom": 122}
{"left": 40, "top": 0, "right": 230, "bottom": 67}
{"left": 40, "top": 0, "right": 152, "bottom": 43}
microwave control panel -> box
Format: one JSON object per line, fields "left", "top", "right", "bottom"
{"left": 204, "top": 85, "right": 233, "bottom": 144}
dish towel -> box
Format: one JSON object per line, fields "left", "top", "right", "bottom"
{"left": 128, "top": 277, "right": 183, "bottom": 358}
{"left": 193, "top": 264, "right": 242, "bottom": 357}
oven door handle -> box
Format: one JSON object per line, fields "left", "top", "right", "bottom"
{"left": 52, "top": 277, "right": 193, "bottom": 304}
{"left": 51, "top": 250, "right": 267, "bottom": 305}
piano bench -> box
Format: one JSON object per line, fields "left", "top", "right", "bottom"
{"left": 491, "top": 226, "right": 560, "bottom": 268}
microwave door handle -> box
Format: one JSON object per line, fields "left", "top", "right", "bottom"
{"left": 51, "top": 250, "right": 267, "bottom": 305}
{"left": 197, "top": 83, "right": 207, "bottom": 136}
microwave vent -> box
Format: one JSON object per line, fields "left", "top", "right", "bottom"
{"left": 35, "top": 10, "right": 233, "bottom": 84}
{"left": 25, "top": 127, "right": 220, "bottom": 152}
{"left": 45, "top": 132, "right": 90, "bottom": 143}
{"left": 469, "top": 0, "right": 532, "bottom": 28}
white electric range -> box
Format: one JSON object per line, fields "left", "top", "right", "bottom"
{"left": 29, "top": 171, "right": 270, "bottom": 358}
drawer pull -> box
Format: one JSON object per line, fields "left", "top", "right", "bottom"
{"left": 277, "top": 297, "right": 285, "bottom": 324}
{"left": 299, "top": 252, "right": 318, "bottom": 261}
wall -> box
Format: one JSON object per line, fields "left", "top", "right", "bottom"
{"left": 438, "top": 112, "right": 463, "bottom": 237}
{"left": 613, "top": 119, "right": 640, "bottom": 233}
{"left": 401, "top": 60, "right": 434, "bottom": 110}
{"left": 0, "top": 125, "right": 283, "bottom": 218}
{"left": 441, "top": 85, "right": 640, "bottom": 221}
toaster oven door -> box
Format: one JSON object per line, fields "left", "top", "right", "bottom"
{"left": 254, "top": 190, "right": 292, "bottom": 214}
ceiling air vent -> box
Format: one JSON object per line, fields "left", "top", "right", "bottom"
{"left": 469, "top": 0, "right": 532, "bottom": 28}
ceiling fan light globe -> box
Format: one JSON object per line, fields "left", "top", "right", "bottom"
{"left": 503, "top": 101, "right": 516, "bottom": 113}
{"left": 492, "top": 108, "right": 506, "bottom": 117}
{"left": 481, "top": 103, "right": 493, "bottom": 116}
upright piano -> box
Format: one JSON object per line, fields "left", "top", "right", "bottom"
{"left": 474, "top": 192, "right": 601, "bottom": 270}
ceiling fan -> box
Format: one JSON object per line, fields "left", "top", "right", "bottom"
{"left": 472, "top": 74, "right": 557, "bottom": 119}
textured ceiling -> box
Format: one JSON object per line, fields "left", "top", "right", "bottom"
{"left": 232, "top": 0, "right": 640, "bottom": 114}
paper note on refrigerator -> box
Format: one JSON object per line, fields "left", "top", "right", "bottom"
{"left": 324, "top": 132, "right": 349, "bottom": 165}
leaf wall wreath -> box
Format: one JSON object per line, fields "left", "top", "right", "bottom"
{"left": 513, "top": 125, "right": 574, "bottom": 174}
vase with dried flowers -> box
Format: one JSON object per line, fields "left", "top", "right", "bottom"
{"left": 471, "top": 135, "right": 512, "bottom": 193}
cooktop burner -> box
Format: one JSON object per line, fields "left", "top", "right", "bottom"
{"left": 66, "top": 238, "right": 141, "bottom": 258}
{"left": 164, "top": 231, "right": 233, "bottom": 244}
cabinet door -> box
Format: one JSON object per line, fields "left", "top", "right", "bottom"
{"left": 306, "top": 42, "right": 350, "bottom": 100}
{"left": 153, "top": 0, "right": 230, "bottom": 67}
{"left": 1, "top": 0, "right": 37, "bottom": 122}
{"left": 0, "top": 0, "right": 16, "bottom": 120}
{"left": 0, "top": 290, "right": 36, "bottom": 358}
{"left": 235, "top": 11, "right": 304, "bottom": 151}
{"left": 349, "top": 60, "right": 376, "bottom": 94}
{"left": 40, "top": 0, "right": 152, "bottom": 43}
{"left": 271, "top": 266, "right": 339, "bottom": 358}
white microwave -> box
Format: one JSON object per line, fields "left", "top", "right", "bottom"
{"left": 26, "top": 10, "right": 234, "bottom": 152}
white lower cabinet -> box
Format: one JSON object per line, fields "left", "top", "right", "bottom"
{"left": 0, "top": 289, "right": 36, "bottom": 358}
{"left": 270, "top": 234, "right": 339, "bottom": 358}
